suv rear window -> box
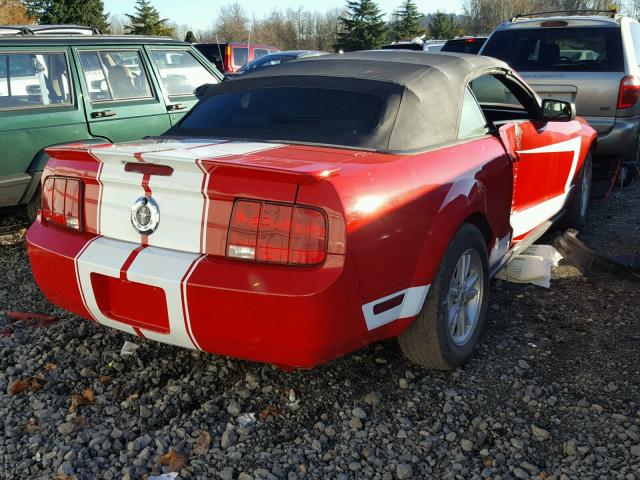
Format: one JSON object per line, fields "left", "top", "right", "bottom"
{"left": 482, "top": 27, "right": 624, "bottom": 72}
{"left": 175, "top": 87, "right": 383, "bottom": 146}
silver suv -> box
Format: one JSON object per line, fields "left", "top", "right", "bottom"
{"left": 480, "top": 12, "right": 640, "bottom": 179}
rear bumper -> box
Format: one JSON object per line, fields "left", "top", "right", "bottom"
{"left": 586, "top": 115, "right": 640, "bottom": 157}
{"left": 26, "top": 222, "right": 417, "bottom": 368}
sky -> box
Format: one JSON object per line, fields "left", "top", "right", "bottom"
{"left": 103, "top": 0, "right": 464, "bottom": 31}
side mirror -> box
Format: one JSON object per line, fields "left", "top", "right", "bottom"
{"left": 541, "top": 98, "right": 576, "bottom": 122}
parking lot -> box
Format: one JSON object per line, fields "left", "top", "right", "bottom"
{"left": 0, "top": 182, "right": 637, "bottom": 480}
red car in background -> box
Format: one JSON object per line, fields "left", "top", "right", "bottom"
{"left": 194, "top": 42, "right": 280, "bottom": 73}
{"left": 27, "top": 52, "right": 596, "bottom": 369}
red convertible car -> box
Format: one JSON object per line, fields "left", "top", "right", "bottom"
{"left": 27, "top": 51, "right": 596, "bottom": 369}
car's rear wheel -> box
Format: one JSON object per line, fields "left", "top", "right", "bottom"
{"left": 557, "top": 153, "right": 592, "bottom": 230}
{"left": 398, "top": 223, "right": 489, "bottom": 369}
{"left": 21, "top": 188, "right": 41, "bottom": 224}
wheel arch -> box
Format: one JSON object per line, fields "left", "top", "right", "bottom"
{"left": 18, "top": 137, "right": 112, "bottom": 205}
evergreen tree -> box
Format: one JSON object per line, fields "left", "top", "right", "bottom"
{"left": 125, "top": 0, "right": 174, "bottom": 36}
{"left": 428, "top": 11, "right": 460, "bottom": 39}
{"left": 389, "top": 0, "right": 424, "bottom": 41}
{"left": 335, "top": 0, "right": 387, "bottom": 52}
{"left": 184, "top": 30, "right": 197, "bottom": 43}
{"left": 23, "top": 0, "right": 51, "bottom": 22}
{"left": 30, "top": 0, "right": 109, "bottom": 31}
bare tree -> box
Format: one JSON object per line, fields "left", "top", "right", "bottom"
{"left": 462, "top": 0, "right": 616, "bottom": 35}
{"left": 214, "top": 3, "right": 250, "bottom": 42}
{"left": 108, "top": 13, "right": 129, "bottom": 35}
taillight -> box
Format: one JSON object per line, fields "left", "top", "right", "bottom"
{"left": 618, "top": 75, "right": 640, "bottom": 109}
{"left": 227, "top": 200, "right": 327, "bottom": 265}
{"left": 41, "top": 176, "right": 83, "bottom": 231}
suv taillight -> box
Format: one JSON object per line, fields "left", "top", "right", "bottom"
{"left": 227, "top": 200, "right": 327, "bottom": 265}
{"left": 618, "top": 75, "right": 640, "bottom": 109}
{"left": 41, "top": 176, "right": 83, "bottom": 231}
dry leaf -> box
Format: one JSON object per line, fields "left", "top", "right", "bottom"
{"left": 9, "top": 379, "right": 28, "bottom": 395}
{"left": 69, "top": 391, "right": 94, "bottom": 413}
{"left": 29, "top": 377, "right": 43, "bottom": 392}
{"left": 45, "top": 363, "right": 58, "bottom": 371}
{"left": 127, "top": 392, "right": 139, "bottom": 401}
{"left": 540, "top": 472, "right": 546, "bottom": 480}
{"left": 483, "top": 457, "right": 493, "bottom": 468}
{"left": 159, "top": 449, "right": 188, "bottom": 471}
{"left": 259, "top": 404, "right": 280, "bottom": 421}
{"left": 98, "top": 375, "right": 112, "bottom": 384}
{"left": 82, "top": 388, "right": 95, "bottom": 403}
{"left": 25, "top": 418, "right": 38, "bottom": 432}
{"left": 192, "top": 431, "right": 211, "bottom": 456}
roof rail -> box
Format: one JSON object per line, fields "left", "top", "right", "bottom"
{"left": 0, "top": 25, "right": 100, "bottom": 36}
{"left": 511, "top": 8, "right": 618, "bottom": 22}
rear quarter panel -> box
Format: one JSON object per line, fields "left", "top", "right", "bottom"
{"left": 304, "top": 136, "right": 513, "bottom": 304}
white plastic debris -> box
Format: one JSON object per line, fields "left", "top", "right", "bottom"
{"left": 237, "top": 413, "right": 256, "bottom": 427}
{"left": 120, "top": 340, "right": 140, "bottom": 357}
{"left": 148, "top": 473, "right": 179, "bottom": 480}
{"left": 520, "top": 244, "right": 563, "bottom": 267}
{"left": 496, "top": 245, "right": 563, "bottom": 288}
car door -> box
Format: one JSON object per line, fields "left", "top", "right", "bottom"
{"left": 470, "top": 73, "right": 583, "bottom": 239}
{"left": 145, "top": 47, "right": 220, "bottom": 125}
{"left": 0, "top": 47, "right": 88, "bottom": 206}
{"left": 73, "top": 46, "right": 171, "bottom": 142}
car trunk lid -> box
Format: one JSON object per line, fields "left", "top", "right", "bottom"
{"left": 46, "top": 138, "right": 364, "bottom": 256}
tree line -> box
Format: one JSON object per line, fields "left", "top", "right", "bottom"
{"left": 1, "top": 0, "right": 639, "bottom": 52}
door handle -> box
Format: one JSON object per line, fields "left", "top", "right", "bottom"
{"left": 166, "top": 103, "right": 187, "bottom": 112}
{"left": 91, "top": 110, "right": 117, "bottom": 119}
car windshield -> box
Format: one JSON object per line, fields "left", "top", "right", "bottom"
{"left": 174, "top": 86, "right": 384, "bottom": 147}
{"left": 482, "top": 27, "right": 624, "bottom": 72}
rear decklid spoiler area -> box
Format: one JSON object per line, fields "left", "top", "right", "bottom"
{"left": 43, "top": 138, "right": 354, "bottom": 257}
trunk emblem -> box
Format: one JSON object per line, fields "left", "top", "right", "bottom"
{"left": 131, "top": 196, "right": 160, "bottom": 235}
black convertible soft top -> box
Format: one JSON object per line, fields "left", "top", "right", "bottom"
{"left": 182, "top": 51, "right": 514, "bottom": 153}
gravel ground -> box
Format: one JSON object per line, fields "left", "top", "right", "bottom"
{"left": 0, "top": 184, "right": 639, "bottom": 480}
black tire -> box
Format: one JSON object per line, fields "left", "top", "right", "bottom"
{"left": 621, "top": 135, "right": 640, "bottom": 187}
{"left": 557, "top": 153, "right": 592, "bottom": 230}
{"left": 21, "top": 188, "right": 41, "bottom": 224}
{"left": 398, "top": 223, "right": 489, "bottom": 370}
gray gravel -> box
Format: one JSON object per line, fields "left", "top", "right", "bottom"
{"left": 1, "top": 184, "right": 639, "bottom": 480}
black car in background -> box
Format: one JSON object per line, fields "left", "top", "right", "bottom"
{"left": 440, "top": 36, "right": 488, "bottom": 54}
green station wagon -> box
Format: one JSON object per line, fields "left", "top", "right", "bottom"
{"left": 0, "top": 29, "right": 222, "bottom": 219}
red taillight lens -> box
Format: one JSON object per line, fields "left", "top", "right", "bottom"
{"left": 41, "top": 176, "right": 83, "bottom": 231}
{"left": 289, "top": 207, "right": 327, "bottom": 265}
{"left": 618, "top": 75, "right": 640, "bottom": 109}
{"left": 227, "top": 200, "right": 327, "bottom": 265}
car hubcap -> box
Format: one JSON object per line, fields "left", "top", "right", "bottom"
{"left": 448, "top": 249, "right": 484, "bottom": 347}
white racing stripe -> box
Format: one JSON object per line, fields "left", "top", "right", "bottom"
{"left": 76, "top": 236, "right": 201, "bottom": 349}
{"left": 362, "top": 285, "right": 430, "bottom": 331}
{"left": 511, "top": 136, "right": 581, "bottom": 237}
{"left": 90, "top": 141, "right": 282, "bottom": 254}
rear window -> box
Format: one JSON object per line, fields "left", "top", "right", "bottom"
{"left": 176, "top": 87, "right": 384, "bottom": 147}
{"left": 381, "top": 43, "right": 423, "bottom": 51}
{"left": 482, "top": 27, "right": 623, "bottom": 72}
{"left": 441, "top": 38, "right": 486, "bottom": 54}
{"left": 233, "top": 47, "right": 248, "bottom": 67}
